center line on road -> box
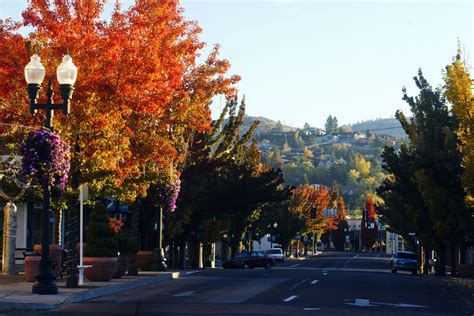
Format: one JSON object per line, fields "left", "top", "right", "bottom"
{"left": 289, "top": 279, "right": 309, "bottom": 291}
{"left": 304, "top": 307, "right": 320, "bottom": 311}
{"left": 172, "top": 291, "right": 196, "bottom": 297}
{"left": 283, "top": 295, "right": 298, "bottom": 302}
{"left": 310, "top": 279, "right": 319, "bottom": 284}
{"left": 290, "top": 263, "right": 301, "bottom": 268}
{"left": 343, "top": 254, "right": 360, "bottom": 267}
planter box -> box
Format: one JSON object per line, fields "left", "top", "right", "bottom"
{"left": 34, "top": 244, "right": 62, "bottom": 277}
{"left": 83, "top": 257, "right": 118, "bottom": 282}
{"left": 459, "top": 264, "right": 474, "bottom": 278}
{"left": 24, "top": 255, "right": 41, "bottom": 282}
{"left": 137, "top": 251, "right": 153, "bottom": 271}
{"left": 114, "top": 255, "right": 128, "bottom": 279}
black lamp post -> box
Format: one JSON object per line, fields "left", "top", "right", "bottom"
{"left": 24, "top": 54, "right": 78, "bottom": 294}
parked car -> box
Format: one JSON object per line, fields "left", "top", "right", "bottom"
{"left": 223, "top": 251, "right": 275, "bottom": 269}
{"left": 316, "top": 241, "right": 325, "bottom": 252}
{"left": 265, "top": 248, "right": 284, "bottom": 262}
{"left": 391, "top": 251, "right": 418, "bottom": 275}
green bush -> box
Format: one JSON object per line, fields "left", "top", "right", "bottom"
{"left": 85, "top": 202, "right": 118, "bottom": 257}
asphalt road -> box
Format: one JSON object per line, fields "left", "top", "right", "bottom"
{"left": 12, "top": 252, "right": 474, "bottom": 316}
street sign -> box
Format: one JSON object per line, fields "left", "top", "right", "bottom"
{"left": 409, "top": 232, "right": 416, "bottom": 236}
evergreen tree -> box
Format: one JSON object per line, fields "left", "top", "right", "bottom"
{"left": 325, "top": 115, "right": 339, "bottom": 135}
{"left": 275, "top": 120, "right": 284, "bottom": 131}
{"left": 85, "top": 202, "right": 118, "bottom": 258}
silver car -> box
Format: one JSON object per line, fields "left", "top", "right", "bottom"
{"left": 265, "top": 248, "right": 284, "bottom": 262}
{"left": 391, "top": 251, "right": 418, "bottom": 275}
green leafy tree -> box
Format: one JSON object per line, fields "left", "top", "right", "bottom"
{"left": 378, "top": 70, "right": 468, "bottom": 275}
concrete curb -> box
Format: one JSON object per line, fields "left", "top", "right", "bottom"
{"left": 65, "top": 271, "right": 183, "bottom": 304}
{"left": 0, "top": 271, "right": 187, "bottom": 311}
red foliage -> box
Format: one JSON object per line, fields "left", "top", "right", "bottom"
{"left": 0, "top": 1, "right": 239, "bottom": 202}
{"left": 109, "top": 218, "right": 124, "bottom": 234}
{"left": 361, "top": 196, "right": 378, "bottom": 249}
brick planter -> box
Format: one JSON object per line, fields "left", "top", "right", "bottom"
{"left": 24, "top": 255, "right": 41, "bottom": 282}
{"left": 137, "top": 251, "right": 153, "bottom": 271}
{"left": 83, "top": 257, "right": 118, "bottom": 282}
{"left": 114, "top": 255, "right": 128, "bottom": 279}
{"left": 34, "top": 244, "right": 62, "bottom": 277}
{"left": 459, "top": 264, "right": 474, "bottom": 278}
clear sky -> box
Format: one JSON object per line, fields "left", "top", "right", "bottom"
{"left": 1, "top": 0, "right": 473, "bottom": 128}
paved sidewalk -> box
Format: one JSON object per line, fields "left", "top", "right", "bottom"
{"left": 0, "top": 270, "right": 193, "bottom": 311}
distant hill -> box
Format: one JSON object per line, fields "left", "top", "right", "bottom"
{"left": 234, "top": 116, "right": 296, "bottom": 135}
{"left": 347, "top": 118, "right": 407, "bottom": 139}
{"left": 232, "top": 116, "right": 407, "bottom": 139}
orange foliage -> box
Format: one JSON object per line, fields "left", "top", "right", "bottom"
{"left": 0, "top": 0, "right": 239, "bottom": 202}
{"left": 290, "top": 185, "right": 331, "bottom": 232}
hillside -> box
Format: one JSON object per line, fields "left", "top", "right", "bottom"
{"left": 237, "top": 116, "right": 296, "bottom": 134}
{"left": 348, "top": 118, "right": 407, "bottom": 139}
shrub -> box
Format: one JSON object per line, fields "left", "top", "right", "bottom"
{"left": 85, "top": 202, "right": 117, "bottom": 257}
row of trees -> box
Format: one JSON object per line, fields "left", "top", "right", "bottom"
{"left": 263, "top": 141, "right": 387, "bottom": 217}
{"left": 0, "top": 0, "right": 240, "bottom": 285}
{"left": 0, "top": 1, "right": 343, "bottom": 278}
{"left": 377, "top": 52, "right": 473, "bottom": 276}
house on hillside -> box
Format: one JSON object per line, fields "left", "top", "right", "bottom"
{"left": 302, "top": 127, "right": 325, "bottom": 136}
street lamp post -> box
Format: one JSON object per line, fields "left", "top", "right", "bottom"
{"left": 25, "top": 54, "right": 77, "bottom": 294}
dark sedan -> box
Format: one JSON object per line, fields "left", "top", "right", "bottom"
{"left": 223, "top": 251, "right": 275, "bottom": 269}
{"left": 391, "top": 251, "right": 419, "bottom": 275}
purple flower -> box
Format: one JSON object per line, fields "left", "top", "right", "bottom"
{"left": 20, "top": 128, "right": 70, "bottom": 194}
{"left": 154, "top": 179, "right": 181, "bottom": 212}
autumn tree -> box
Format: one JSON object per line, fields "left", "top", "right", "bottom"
{"left": 0, "top": 0, "right": 239, "bottom": 285}
{"left": 333, "top": 196, "right": 349, "bottom": 251}
{"left": 444, "top": 52, "right": 474, "bottom": 212}
{"left": 171, "top": 96, "right": 286, "bottom": 263}
{"left": 361, "top": 197, "right": 378, "bottom": 249}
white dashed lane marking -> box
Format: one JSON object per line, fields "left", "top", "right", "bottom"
{"left": 283, "top": 295, "right": 298, "bottom": 302}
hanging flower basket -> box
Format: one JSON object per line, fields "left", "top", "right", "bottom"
{"left": 19, "top": 128, "right": 70, "bottom": 194}
{"left": 153, "top": 178, "right": 180, "bottom": 212}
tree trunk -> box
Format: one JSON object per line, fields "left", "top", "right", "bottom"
{"left": 168, "top": 239, "right": 174, "bottom": 268}
{"left": 178, "top": 238, "right": 186, "bottom": 270}
{"left": 450, "top": 244, "right": 457, "bottom": 277}
{"left": 54, "top": 208, "right": 60, "bottom": 245}
{"left": 437, "top": 243, "right": 446, "bottom": 276}
{"left": 460, "top": 241, "right": 466, "bottom": 265}
{"left": 2, "top": 202, "right": 17, "bottom": 275}
{"left": 127, "top": 203, "right": 140, "bottom": 276}
{"left": 66, "top": 138, "right": 80, "bottom": 288}
{"left": 423, "top": 245, "right": 430, "bottom": 274}
{"left": 191, "top": 235, "right": 199, "bottom": 269}
{"left": 173, "top": 240, "right": 179, "bottom": 268}
{"left": 65, "top": 193, "right": 79, "bottom": 288}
